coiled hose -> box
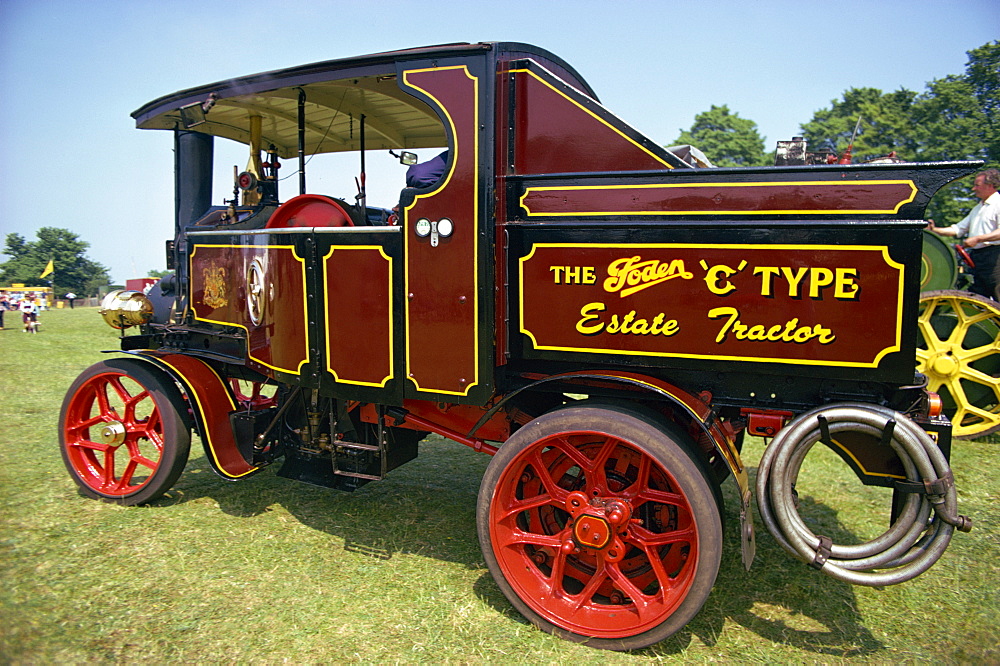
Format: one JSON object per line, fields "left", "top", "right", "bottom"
{"left": 756, "top": 403, "right": 970, "bottom": 586}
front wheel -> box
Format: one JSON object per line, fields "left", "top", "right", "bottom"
{"left": 59, "top": 359, "right": 191, "bottom": 505}
{"left": 477, "top": 404, "right": 723, "bottom": 650}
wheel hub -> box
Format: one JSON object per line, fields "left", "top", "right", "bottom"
{"left": 564, "top": 491, "right": 632, "bottom": 561}
{"left": 929, "top": 351, "right": 958, "bottom": 377}
{"left": 100, "top": 421, "right": 127, "bottom": 446}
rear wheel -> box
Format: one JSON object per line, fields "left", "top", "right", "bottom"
{"left": 916, "top": 290, "right": 1000, "bottom": 438}
{"left": 477, "top": 404, "right": 722, "bottom": 650}
{"left": 59, "top": 359, "right": 191, "bottom": 504}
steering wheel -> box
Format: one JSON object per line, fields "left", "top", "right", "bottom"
{"left": 954, "top": 243, "right": 976, "bottom": 269}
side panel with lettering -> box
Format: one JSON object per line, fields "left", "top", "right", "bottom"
{"left": 516, "top": 241, "right": 910, "bottom": 376}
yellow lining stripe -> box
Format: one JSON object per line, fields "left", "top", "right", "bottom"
{"left": 402, "top": 65, "right": 480, "bottom": 396}
{"left": 510, "top": 68, "right": 672, "bottom": 169}
{"left": 829, "top": 438, "right": 906, "bottom": 480}
{"left": 520, "top": 180, "right": 919, "bottom": 216}
{"left": 518, "top": 242, "right": 905, "bottom": 369}
{"left": 322, "top": 245, "right": 394, "bottom": 388}
{"left": 190, "top": 244, "right": 310, "bottom": 375}
{"left": 153, "top": 355, "right": 258, "bottom": 479}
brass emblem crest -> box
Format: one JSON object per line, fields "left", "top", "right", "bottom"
{"left": 203, "top": 262, "right": 228, "bottom": 309}
{"left": 247, "top": 257, "right": 266, "bottom": 325}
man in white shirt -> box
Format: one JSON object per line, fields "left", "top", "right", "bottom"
{"left": 927, "top": 169, "right": 1000, "bottom": 299}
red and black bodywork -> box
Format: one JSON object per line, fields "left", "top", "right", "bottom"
{"left": 61, "top": 43, "right": 975, "bottom": 649}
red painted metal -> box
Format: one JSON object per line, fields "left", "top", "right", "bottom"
{"left": 266, "top": 194, "right": 355, "bottom": 228}
{"left": 519, "top": 244, "right": 903, "bottom": 368}
{"left": 62, "top": 368, "right": 168, "bottom": 496}
{"left": 518, "top": 180, "right": 918, "bottom": 217}
{"left": 488, "top": 428, "right": 699, "bottom": 638}
{"left": 324, "top": 245, "right": 393, "bottom": 387}
{"left": 510, "top": 69, "right": 670, "bottom": 174}
{"left": 741, "top": 409, "right": 793, "bottom": 437}
{"left": 190, "top": 243, "right": 309, "bottom": 375}
{"left": 360, "top": 403, "right": 499, "bottom": 455}
{"left": 141, "top": 351, "right": 257, "bottom": 479}
{"left": 401, "top": 66, "right": 482, "bottom": 397}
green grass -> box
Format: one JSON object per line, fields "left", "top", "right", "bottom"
{"left": 1, "top": 307, "right": 997, "bottom": 662}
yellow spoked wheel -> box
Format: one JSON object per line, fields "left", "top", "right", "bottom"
{"left": 917, "top": 290, "right": 1000, "bottom": 438}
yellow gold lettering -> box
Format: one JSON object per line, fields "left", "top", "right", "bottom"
{"left": 755, "top": 266, "right": 780, "bottom": 296}
{"left": 576, "top": 302, "right": 605, "bottom": 335}
{"left": 808, "top": 267, "right": 835, "bottom": 298}
{"left": 835, "top": 268, "right": 859, "bottom": 299}
{"left": 708, "top": 306, "right": 740, "bottom": 342}
{"left": 780, "top": 266, "right": 808, "bottom": 297}
{"left": 708, "top": 306, "right": 836, "bottom": 345}
{"left": 703, "top": 263, "right": 744, "bottom": 295}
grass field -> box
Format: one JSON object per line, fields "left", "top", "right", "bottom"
{"left": 1, "top": 307, "right": 997, "bottom": 663}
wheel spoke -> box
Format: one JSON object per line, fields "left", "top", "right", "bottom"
{"left": 635, "top": 487, "right": 688, "bottom": 508}
{"left": 71, "top": 438, "right": 110, "bottom": 453}
{"left": 548, "top": 435, "right": 597, "bottom": 473}
{"left": 497, "top": 492, "right": 557, "bottom": 521}
{"left": 918, "top": 291, "right": 1000, "bottom": 438}
{"left": 527, "top": 447, "right": 569, "bottom": 504}
{"left": 106, "top": 376, "right": 134, "bottom": 409}
{"left": 628, "top": 522, "right": 695, "bottom": 548}
{"left": 101, "top": 448, "right": 117, "bottom": 488}
{"left": 94, "top": 382, "right": 114, "bottom": 418}
{"left": 606, "top": 564, "right": 657, "bottom": 623}
{"left": 568, "top": 561, "right": 610, "bottom": 612}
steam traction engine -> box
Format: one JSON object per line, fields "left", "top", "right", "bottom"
{"left": 60, "top": 43, "right": 975, "bottom": 650}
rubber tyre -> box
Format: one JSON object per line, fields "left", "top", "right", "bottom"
{"left": 59, "top": 359, "right": 191, "bottom": 505}
{"left": 477, "top": 404, "right": 723, "bottom": 650}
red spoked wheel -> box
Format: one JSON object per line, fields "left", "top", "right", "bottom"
{"left": 59, "top": 359, "right": 190, "bottom": 505}
{"left": 477, "top": 404, "right": 722, "bottom": 650}
{"left": 230, "top": 378, "right": 277, "bottom": 410}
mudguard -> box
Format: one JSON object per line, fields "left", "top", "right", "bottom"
{"left": 118, "top": 350, "right": 260, "bottom": 480}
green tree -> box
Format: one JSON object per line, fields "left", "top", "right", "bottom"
{"left": 800, "top": 87, "right": 919, "bottom": 161}
{"left": 800, "top": 42, "right": 999, "bottom": 224}
{"left": 670, "top": 105, "right": 770, "bottom": 167}
{"left": 147, "top": 269, "right": 172, "bottom": 279}
{"left": 912, "top": 41, "right": 999, "bottom": 222}
{"left": 0, "top": 227, "right": 110, "bottom": 297}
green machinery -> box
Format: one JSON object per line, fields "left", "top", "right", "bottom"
{"left": 919, "top": 230, "right": 1000, "bottom": 437}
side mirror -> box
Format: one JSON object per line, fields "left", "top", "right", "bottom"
{"left": 390, "top": 149, "right": 418, "bottom": 166}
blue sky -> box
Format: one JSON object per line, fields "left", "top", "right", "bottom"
{"left": 1, "top": 0, "right": 996, "bottom": 284}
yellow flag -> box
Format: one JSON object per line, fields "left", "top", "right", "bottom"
{"left": 40, "top": 259, "right": 54, "bottom": 278}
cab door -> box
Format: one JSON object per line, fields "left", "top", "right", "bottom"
{"left": 397, "top": 58, "right": 494, "bottom": 404}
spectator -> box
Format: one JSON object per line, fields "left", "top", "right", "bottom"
{"left": 927, "top": 169, "right": 1000, "bottom": 299}
{"left": 19, "top": 294, "right": 39, "bottom": 333}
{"left": 65, "top": 292, "right": 77, "bottom": 309}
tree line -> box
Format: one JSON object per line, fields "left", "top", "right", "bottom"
{"left": 0, "top": 228, "right": 110, "bottom": 298}
{"left": 2, "top": 41, "right": 995, "bottom": 294}
{"left": 670, "top": 41, "right": 998, "bottom": 222}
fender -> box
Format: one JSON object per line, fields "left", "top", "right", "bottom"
{"left": 473, "top": 370, "right": 743, "bottom": 476}
{"left": 115, "top": 350, "right": 260, "bottom": 480}
{"left": 473, "top": 369, "right": 756, "bottom": 567}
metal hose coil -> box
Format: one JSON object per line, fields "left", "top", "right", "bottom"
{"left": 756, "top": 403, "right": 969, "bottom": 587}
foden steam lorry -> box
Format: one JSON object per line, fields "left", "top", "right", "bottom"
{"left": 60, "top": 43, "right": 975, "bottom": 649}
